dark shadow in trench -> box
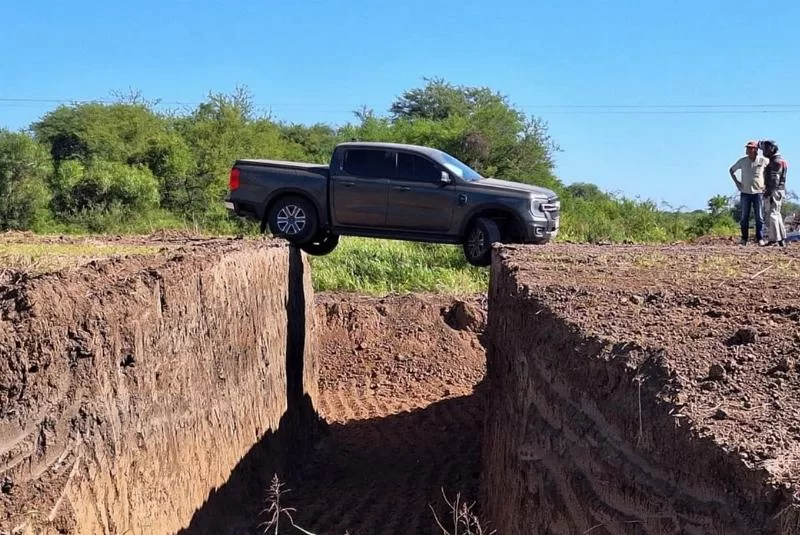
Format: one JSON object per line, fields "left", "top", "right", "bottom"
{"left": 281, "top": 387, "right": 486, "bottom": 535}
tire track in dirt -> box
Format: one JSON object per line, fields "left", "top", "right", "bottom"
{"left": 281, "top": 294, "right": 487, "bottom": 535}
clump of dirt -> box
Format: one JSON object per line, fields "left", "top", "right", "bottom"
{"left": 484, "top": 244, "right": 800, "bottom": 534}
{"left": 728, "top": 326, "right": 759, "bottom": 346}
{"left": 443, "top": 298, "right": 488, "bottom": 333}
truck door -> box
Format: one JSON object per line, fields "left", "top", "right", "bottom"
{"left": 387, "top": 151, "right": 455, "bottom": 232}
{"left": 330, "top": 148, "right": 393, "bottom": 227}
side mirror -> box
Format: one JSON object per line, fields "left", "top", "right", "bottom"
{"left": 440, "top": 171, "right": 453, "bottom": 185}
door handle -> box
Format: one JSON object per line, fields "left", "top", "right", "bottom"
{"left": 393, "top": 186, "right": 411, "bottom": 192}
{"left": 341, "top": 182, "right": 355, "bottom": 188}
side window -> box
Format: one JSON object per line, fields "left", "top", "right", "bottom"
{"left": 342, "top": 149, "right": 395, "bottom": 178}
{"left": 396, "top": 153, "right": 442, "bottom": 183}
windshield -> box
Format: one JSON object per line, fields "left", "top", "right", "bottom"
{"left": 439, "top": 152, "right": 483, "bottom": 182}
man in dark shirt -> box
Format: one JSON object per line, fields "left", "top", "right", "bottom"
{"left": 759, "top": 140, "right": 789, "bottom": 246}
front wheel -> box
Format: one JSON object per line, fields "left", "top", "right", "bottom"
{"left": 300, "top": 232, "right": 340, "bottom": 256}
{"left": 267, "top": 196, "right": 319, "bottom": 245}
{"left": 463, "top": 218, "right": 501, "bottom": 267}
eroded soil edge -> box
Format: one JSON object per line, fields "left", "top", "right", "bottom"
{"left": 0, "top": 239, "right": 320, "bottom": 535}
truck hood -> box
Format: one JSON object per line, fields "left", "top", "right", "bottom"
{"left": 468, "top": 178, "right": 556, "bottom": 199}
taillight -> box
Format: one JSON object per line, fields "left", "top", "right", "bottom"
{"left": 229, "top": 167, "right": 240, "bottom": 190}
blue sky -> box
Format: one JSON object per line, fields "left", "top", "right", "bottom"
{"left": 3, "top": 0, "right": 800, "bottom": 210}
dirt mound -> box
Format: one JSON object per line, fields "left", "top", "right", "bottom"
{"left": 484, "top": 244, "right": 800, "bottom": 534}
{"left": 277, "top": 293, "right": 488, "bottom": 535}
{"left": 0, "top": 240, "right": 319, "bottom": 535}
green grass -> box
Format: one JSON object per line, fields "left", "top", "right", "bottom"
{"left": 0, "top": 242, "right": 161, "bottom": 273}
{"left": 309, "top": 237, "right": 489, "bottom": 295}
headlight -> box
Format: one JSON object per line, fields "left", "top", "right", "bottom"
{"left": 531, "top": 198, "right": 560, "bottom": 213}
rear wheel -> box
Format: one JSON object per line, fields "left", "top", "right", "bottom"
{"left": 300, "top": 232, "right": 340, "bottom": 256}
{"left": 463, "top": 218, "right": 501, "bottom": 267}
{"left": 267, "top": 196, "right": 319, "bottom": 245}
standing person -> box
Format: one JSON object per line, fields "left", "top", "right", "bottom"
{"left": 729, "top": 141, "right": 768, "bottom": 246}
{"left": 759, "top": 139, "right": 789, "bottom": 246}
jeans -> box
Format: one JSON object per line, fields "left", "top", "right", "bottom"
{"left": 740, "top": 192, "right": 764, "bottom": 242}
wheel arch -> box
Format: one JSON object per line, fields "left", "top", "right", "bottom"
{"left": 460, "top": 205, "right": 526, "bottom": 242}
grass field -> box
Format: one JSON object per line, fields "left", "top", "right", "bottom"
{"left": 0, "top": 242, "right": 160, "bottom": 274}
{"left": 309, "top": 237, "right": 488, "bottom": 295}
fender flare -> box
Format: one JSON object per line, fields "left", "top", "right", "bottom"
{"left": 459, "top": 204, "right": 527, "bottom": 238}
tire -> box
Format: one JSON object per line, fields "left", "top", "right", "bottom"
{"left": 463, "top": 217, "right": 501, "bottom": 267}
{"left": 267, "top": 196, "right": 319, "bottom": 245}
{"left": 300, "top": 232, "right": 340, "bottom": 256}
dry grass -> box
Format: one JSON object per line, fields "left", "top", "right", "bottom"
{"left": 259, "top": 475, "right": 491, "bottom": 535}
{"left": 0, "top": 242, "right": 160, "bottom": 274}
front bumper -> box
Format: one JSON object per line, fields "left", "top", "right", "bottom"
{"left": 524, "top": 213, "right": 560, "bottom": 243}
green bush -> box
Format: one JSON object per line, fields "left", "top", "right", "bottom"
{"left": 49, "top": 160, "right": 159, "bottom": 216}
{"left": 0, "top": 130, "right": 52, "bottom": 230}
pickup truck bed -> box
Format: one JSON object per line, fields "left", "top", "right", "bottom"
{"left": 235, "top": 158, "right": 329, "bottom": 174}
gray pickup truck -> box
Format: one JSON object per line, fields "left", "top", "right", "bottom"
{"left": 224, "top": 141, "right": 560, "bottom": 266}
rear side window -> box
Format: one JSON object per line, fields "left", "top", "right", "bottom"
{"left": 342, "top": 149, "right": 395, "bottom": 178}
{"left": 396, "top": 152, "right": 442, "bottom": 183}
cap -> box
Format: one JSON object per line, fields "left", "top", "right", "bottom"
{"left": 746, "top": 140, "right": 759, "bottom": 148}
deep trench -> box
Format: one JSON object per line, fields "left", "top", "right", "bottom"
{"left": 178, "top": 248, "right": 488, "bottom": 535}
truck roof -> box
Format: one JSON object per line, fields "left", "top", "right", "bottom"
{"left": 335, "top": 141, "right": 443, "bottom": 159}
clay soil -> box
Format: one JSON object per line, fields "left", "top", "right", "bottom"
{"left": 500, "top": 243, "right": 800, "bottom": 491}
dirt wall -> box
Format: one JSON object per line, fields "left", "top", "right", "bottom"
{"left": 482, "top": 247, "right": 799, "bottom": 535}
{"left": 0, "top": 239, "right": 318, "bottom": 535}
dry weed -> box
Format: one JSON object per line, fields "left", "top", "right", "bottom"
{"left": 431, "top": 488, "right": 495, "bottom": 535}
{"left": 259, "top": 475, "right": 350, "bottom": 535}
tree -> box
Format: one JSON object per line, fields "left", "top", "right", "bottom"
{"left": 383, "top": 78, "right": 561, "bottom": 188}
{"left": 566, "top": 182, "right": 609, "bottom": 201}
{"left": 0, "top": 130, "right": 52, "bottom": 230}
{"left": 32, "top": 101, "right": 168, "bottom": 166}
{"left": 689, "top": 195, "right": 737, "bottom": 236}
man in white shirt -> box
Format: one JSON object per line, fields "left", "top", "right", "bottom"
{"left": 729, "top": 140, "right": 769, "bottom": 246}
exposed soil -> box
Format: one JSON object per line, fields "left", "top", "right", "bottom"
{"left": 278, "top": 293, "right": 488, "bottom": 535}
{"left": 502, "top": 244, "right": 800, "bottom": 483}
{"left": 0, "top": 239, "right": 318, "bottom": 535}
{"left": 9, "top": 234, "right": 800, "bottom": 534}
{"left": 485, "top": 243, "right": 800, "bottom": 534}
